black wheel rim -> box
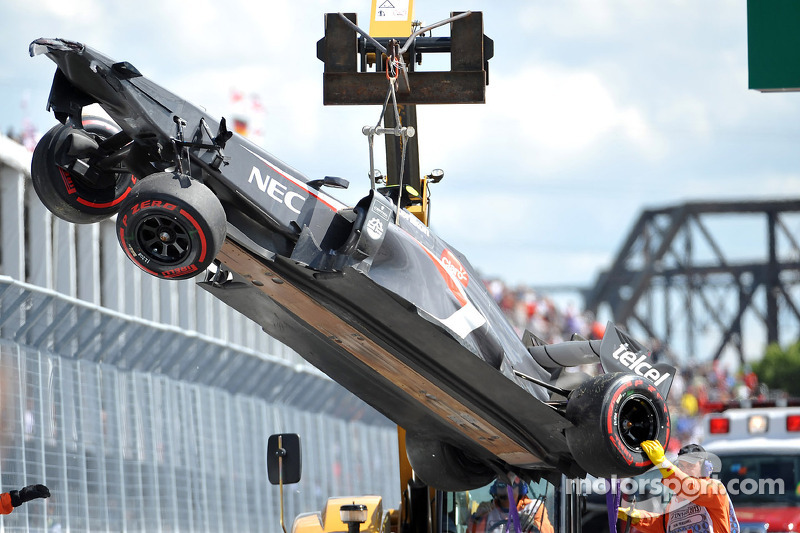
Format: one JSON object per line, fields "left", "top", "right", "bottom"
{"left": 618, "top": 393, "right": 659, "bottom": 451}
{"left": 134, "top": 214, "right": 192, "bottom": 264}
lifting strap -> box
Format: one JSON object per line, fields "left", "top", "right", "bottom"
{"left": 506, "top": 484, "right": 522, "bottom": 533}
{"left": 606, "top": 477, "right": 621, "bottom": 533}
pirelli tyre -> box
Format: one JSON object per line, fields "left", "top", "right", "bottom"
{"left": 565, "top": 372, "right": 670, "bottom": 479}
{"left": 115, "top": 172, "right": 226, "bottom": 280}
{"left": 31, "top": 122, "right": 135, "bottom": 224}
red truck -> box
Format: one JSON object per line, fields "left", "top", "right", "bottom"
{"left": 702, "top": 406, "right": 800, "bottom": 533}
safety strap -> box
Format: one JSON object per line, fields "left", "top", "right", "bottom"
{"left": 506, "top": 484, "right": 522, "bottom": 533}
{"left": 605, "top": 478, "right": 620, "bottom": 533}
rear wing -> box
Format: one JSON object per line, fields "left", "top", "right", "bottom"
{"left": 525, "top": 322, "right": 676, "bottom": 399}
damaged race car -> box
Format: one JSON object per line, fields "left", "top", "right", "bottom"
{"left": 28, "top": 36, "right": 676, "bottom": 490}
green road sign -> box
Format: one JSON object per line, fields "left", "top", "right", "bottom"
{"left": 747, "top": 0, "right": 800, "bottom": 91}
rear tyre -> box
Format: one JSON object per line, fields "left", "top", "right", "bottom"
{"left": 405, "top": 433, "right": 495, "bottom": 491}
{"left": 565, "top": 372, "right": 670, "bottom": 478}
{"left": 30, "top": 123, "right": 135, "bottom": 224}
{"left": 81, "top": 113, "right": 121, "bottom": 139}
{"left": 115, "top": 172, "right": 226, "bottom": 280}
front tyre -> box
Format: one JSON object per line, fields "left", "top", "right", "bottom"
{"left": 31, "top": 123, "right": 135, "bottom": 224}
{"left": 565, "top": 372, "right": 670, "bottom": 478}
{"left": 116, "top": 172, "right": 226, "bottom": 280}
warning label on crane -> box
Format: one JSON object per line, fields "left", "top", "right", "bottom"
{"left": 370, "top": 0, "right": 414, "bottom": 37}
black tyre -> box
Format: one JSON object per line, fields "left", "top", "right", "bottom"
{"left": 565, "top": 372, "right": 670, "bottom": 478}
{"left": 116, "top": 172, "right": 226, "bottom": 280}
{"left": 30, "top": 123, "right": 135, "bottom": 224}
{"left": 405, "top": 433, "right": 495, "bottom": 491}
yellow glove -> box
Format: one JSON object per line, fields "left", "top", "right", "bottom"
{"left": 617, "top": 506, "right": 643, "bottom": 525}
{"left": 641, "top": 440, "right": 675, "bottom": 477}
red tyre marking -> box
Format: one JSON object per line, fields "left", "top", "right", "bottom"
{"left": 606, "top": 381, "right": 629, "bottom": 434}
{"left": 82, "top": 119, "right": 112, "bottom": 129}
{"left": 179, "top": 209, "right": 208, "bottom": 262}
{"left": 58, "top": 168, "right": 77, "bottom": 194}
{"left": 161, "top": 264, "right": 199, "bottom": 279}
{"left": 661, "top": 391, "right": 671, "bottom": 446}
{"left": 607, "top": 380, "right": 636, "bottom": 465}
{"left": 77, "top": 186, "right": 133, "bottom": 209}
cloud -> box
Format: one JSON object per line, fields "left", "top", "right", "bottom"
{"left": 518, "top": 1, "right": 741, "bottom": 43}
{"left": 471, "top": 244, "right": 613, "bottom": 287}
{"left": 9, "top": 0, "right": 800, "bottom": 292}
{"left": 418, "top": 63, "right": 664, "bottom": 182}
{"left": 504, "top": 66, "right": 662, "bottom": 157}
{"left": 688, "top": 172, "right": 800, "bottom": 199}
{"left": 15, "top": 0, "right": 105, "bottom": 22}
{"left": 519, "top": 0, "right": 635, "bottom": 39}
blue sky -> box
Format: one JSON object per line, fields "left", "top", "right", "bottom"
{"left": 3, "top": 0, "right": 800, "bottom": 291}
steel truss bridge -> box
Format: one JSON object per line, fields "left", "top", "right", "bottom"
{"left": 583, "top": 199, "right": 800, "bottom": 366}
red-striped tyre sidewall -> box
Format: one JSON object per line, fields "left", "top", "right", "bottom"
{"left": 115, "top": 173, "right": 226, "bottom": 280}
{"left": 565, "top": 372, "right": 670, "bottom": 478}
{"left": 30, "top": 124, "right": 135, "bottom": 224}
